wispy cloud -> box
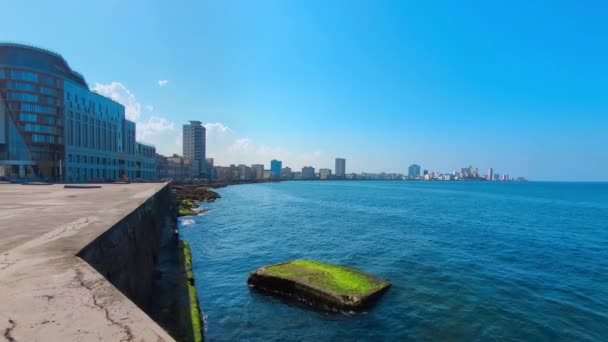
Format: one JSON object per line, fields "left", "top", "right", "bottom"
{"left": 204, "top": 122, "right": 231, "bottom": 135}
{"left": 89, "top": 82, "right": 321, "bottom": 166}
{"left": 92, "top": 82, "right": 141, "bottom": 121}
{"left": 137, "top": 116, "right": 175, "bottom": 141}
{"left": 158, "top": 80, "right": 169, "bottom": 87}
{"left": 214, "top": 134, "right": 322, "bottom": 168}
{"left": 92, "top": 82, "right": 176, "bottom": 151}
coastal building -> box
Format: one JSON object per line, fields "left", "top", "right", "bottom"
{"left": 182, "top": 120, "right": 206, "bottom": 178}
{"left": 301, "top": 166, "right": 315, "bottom": 179}
{"left": 251, "top": 164, "right": 264, "bottom": 180}
{"left": 488, "top": 167, "right": 494, "bottom": 181}
{"left": 164, "top": 154, "right": 196, "bottom": 180}
{"left": 0, "top": 43, "right": 156, "bottom": 182}
{"left": 319, "top": 168, "right": 332, "bottom": 180}
{"left": 237, "top": 164, "right": 252, "bottom": 180}
{"left": 281, "top": 166, "right": 292, "bottom": 179}
{"left": 214, "top": 166, "right": 232, "bottom": 181}
{"left": 206, "top": 158, "right": 215, "bottom": 180}
{"left": 408, "top": 164, "right": 421, "bottom": 179}
{"left": 335, "top": 158, "right": 346, "bottom": 178}
{"left": 270, "top": 159, "right": 282, "bottom": 179}
{"left": 156, "top": 154, "right": 168, "bottom": 179}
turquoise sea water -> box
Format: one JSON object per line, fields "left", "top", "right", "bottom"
{"left": 180, "top": 181, "right": 608, "bottom": 341}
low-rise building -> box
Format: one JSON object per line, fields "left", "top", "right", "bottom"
{"left": 319, "top": 168, "right": 332, "bottom": 180}
{"left": 302, "top": 166, "right": 315, "bottom": 179}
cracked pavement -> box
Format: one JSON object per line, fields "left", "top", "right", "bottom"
{"left": 0, "top": 183, "right": 173, "bottom": 341}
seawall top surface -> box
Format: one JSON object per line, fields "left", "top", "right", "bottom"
{"left": 0, "top": 183, "right": 175, "bottom": 341}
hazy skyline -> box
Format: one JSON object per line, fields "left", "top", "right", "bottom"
{"left": 2, "top": 1, "right": 607, "bottom": 180}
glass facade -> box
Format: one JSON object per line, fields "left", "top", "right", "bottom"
{"left": 0, "top": 43, "right": 156, "bottom": 182}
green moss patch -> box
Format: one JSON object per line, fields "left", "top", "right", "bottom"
{"left": 248, "top": 259, "right": 390, "bottom": 310}
{"left": 180, "top": 241, "right": 203, "bottom": 342}
{"left": 178, "top": 199, "right": 198, "bottom": 217}
{"left": 266, "top": 260, "right": 385, "bottom": 294}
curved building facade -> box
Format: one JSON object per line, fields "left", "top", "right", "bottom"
{"left": 0, "top": 43, "right": 156, "bottom": 182}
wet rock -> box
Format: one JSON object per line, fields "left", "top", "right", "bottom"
{"left": 248, "top": 259, "right": 390, "bottom": 311}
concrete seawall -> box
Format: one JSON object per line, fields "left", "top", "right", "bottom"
{"left": 0, "top": 182, "right": 200, "bottom": 341}
{"left": 77, "top": 183, "right": 175, "bottom": 314}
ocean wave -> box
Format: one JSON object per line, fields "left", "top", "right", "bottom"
{"left": 180, "top": 219, "right": 195, "bottom": 226}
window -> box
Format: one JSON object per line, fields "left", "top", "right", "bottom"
{"left": 5, "top": 81, "right": 36, "bottom": 92}
{"left": 6, "top": 92, "right": 38, "bottom": 102}
{"left": 42, "top": 76, "right": 56, "bottom": 87}
{"left": 31, "top": 134, "right": 55, "bottom": 143}
{"left": 9, "top": 70, "right": 38, "bottom": 82}
{"left": 41, "top": 96, "right": 57, "bottom": 105}
{"left": 40, "top": 86, "right": 57, "bottom": 96}
{"left": 19, "top": 113, "right": 38, "bottom": 122}
{"left": 17, "top": 103, "right": 55, "bottom": 114}
{"left": 23, "top": 124, "right": 54, "bottom": 134}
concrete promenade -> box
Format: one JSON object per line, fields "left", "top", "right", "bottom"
{"left": 0, "top": 183, "right": 174, "bottom": 341}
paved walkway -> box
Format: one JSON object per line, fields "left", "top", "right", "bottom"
{"left": 0, "top": 183, "right": 174, "bottom": 341}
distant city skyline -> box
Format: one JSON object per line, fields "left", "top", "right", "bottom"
{"left": 3, "top": 1, "right": 606, "bottom": 181}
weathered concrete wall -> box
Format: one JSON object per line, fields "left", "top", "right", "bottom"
{"left": 0, "top": 183, "right": 176, "bottom": 341}
{"left": 77, "top": 183, "right": 176, "bottom": 313}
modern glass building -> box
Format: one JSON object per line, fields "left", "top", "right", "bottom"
{"left": 0, "top": 42, "right": 156, "bottom": 182}
{"left": 270, "top": 159, "right": 282, "bottom": 179}
{"left": 182, "top": 120, "right": 206, "bottom": 178}
{"left": 408, "top": 164, "right": 421, "bottom": 179}
{"left": 335, "top": 158, "right": 346, "bottom": 178}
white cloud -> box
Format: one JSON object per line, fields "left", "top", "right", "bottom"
{"left": 92, "top": 82, "right": 177, "bottom": 153}
{"left": 212, "top": 135, "right": 322, "bottom": 168}
{"left": 88, "top": 83, "right": 322, "bottom": 166}
{"left": 204, "top": 122, "right": 231, "bottom": 135}
{"left": 137, "top": 116, "right": 175, "bottom": 141}
{"left": 158, "top": 80, "right": 169, "bottom": 87}
{"left": 92, "top": 82, "right": 141, "bottom": 121}
{"left": 228, "top": 138, "right": 254, "bottom": 154}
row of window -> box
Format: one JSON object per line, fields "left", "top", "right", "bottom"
{"left": 66, "top": 117, "right": 118, "bottom": 152}
{"left": 0, "top": 69, "right": 38, "bottom": 82}
{"left": 19, "top": 114, "right": 59, "bottom": 126}
{"left": 19, "top": 113, "right": 38, "bottom": 122}
{"left": 66, "top": 92, "right": 122, "bottom": 118}
{"left": 68, "top": 154, "right": 117, "bottom": 166}
{"left": 8, "top": 102, "right": 57, "bottom": 114}
{"left": 3, "top": 81, "right": 59, "bottom": 97}
{"left": 66, "top": 154, "right": 148, "bottom": 169}
{"left": 23, "top": 123, "right": 58, "bottom": 134}
{"left": 5, "top": 91, "right": 59, "bottom": 106}
{"left": 68, "top": 111, "right": 115, "bottom": 127}
{"left": 6, "top": 91, "right": 38, "bottom": 102}
{"left": 0, "top": 69, "right": 60, "bottom": 87}
{"left": 32, "top": 134, "right": 56, "bottom": 143}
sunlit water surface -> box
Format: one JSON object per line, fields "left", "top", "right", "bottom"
{"left": 180, "top": 181, "right": 608, "bottom": 341}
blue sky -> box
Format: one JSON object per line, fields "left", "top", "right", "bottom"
{"left": 2, "top": 0, "right": 607, "bottom": 180}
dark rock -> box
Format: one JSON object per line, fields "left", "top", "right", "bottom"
{"left": 248, "top": 259, "right": 390, "bottom": 311}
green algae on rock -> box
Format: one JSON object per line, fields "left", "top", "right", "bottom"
{"left": 247, "top": 259, "right": 390, "bottom": 311}
{"left": 178, "top": 199, "right": 197, "bottom": 216}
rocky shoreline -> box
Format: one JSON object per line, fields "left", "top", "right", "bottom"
{"left": 174, "top": 185, "right": 221, "bottom": 203}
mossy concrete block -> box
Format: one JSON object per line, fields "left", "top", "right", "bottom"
{"left": 248, "top": 259, "right": 390, "bottom": 311}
